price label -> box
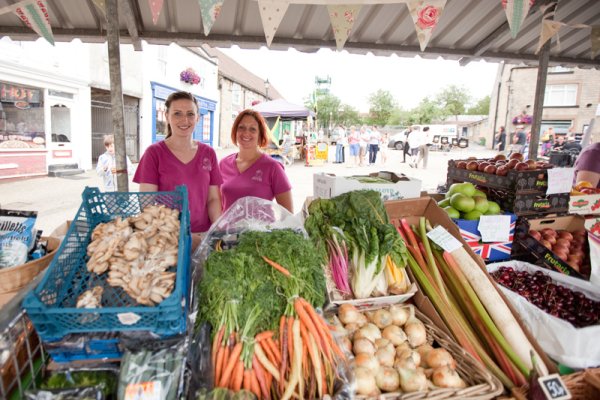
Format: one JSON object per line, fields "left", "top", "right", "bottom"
{"left": 125, "top": 381, "right": 162, "bottom": 400}
{"left": 426, "top": 226, "right": 463, "bottom": 253}
{"left": 478, "top": 215, "right": 511, "bottom": 242}
{"left": 547, "top": 167, "right": 575, "bottom": 195}
{"left": 538, "top": 374, "right": 571, "bottom": 400}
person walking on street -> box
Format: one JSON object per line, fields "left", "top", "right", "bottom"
{"left": 407, "top": 125, "right": 423, "bottom": 168}
{"left": 417, "top": 126, "right": 431, "bottom": 169}
{"left": 402, "top": 126, "right": 413, "bottom": 163}
{"left": 380, "top": 132, "right": 389, "bottom": 165}
{"left": 347, "top": 126, "right": 360, "bottom": 167}
{"left": 358, "top": 126, "right": 369, "bottom": 167}
{"left": 510, "top": 125, "right": 527, "bottom": 155}
{"left": 495, "top": 126, "right": 506, "bottom": 152}
{"left": 368, "top": 126, "right": 381, "bottom": 165}
{"left": 334, "top": 125, "right": 346, "bottom": 164}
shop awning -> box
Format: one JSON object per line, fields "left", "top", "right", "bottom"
{"left": 252, "top": 99, "right": 316, "bottom": 119}
{"left": 0, "top": 0, "right": 598, "bottom": 68}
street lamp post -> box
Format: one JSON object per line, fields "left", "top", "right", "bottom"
{"left": 265, "top": 78, "right": 270, "bottom": 100}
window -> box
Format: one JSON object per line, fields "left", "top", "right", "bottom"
{"left": 232, "top": 83, "right": 242, "bottom": 106}
{"left": 549, "top": 66, "right": 573, "bottom": 74}
{"left": 0, "top": 82, "right": 45, "bottom": 148}
{"left": 155, "top": 99, "right": 167, "bottom": 141}
{"left": 544, "top": 84, "right": 577, "bottom": 107}
{"left": 50, "top": 104, "right": 72, "bottom": 143}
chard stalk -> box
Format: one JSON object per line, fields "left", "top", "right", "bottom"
{"left": 419, "top": 217, "right": 448, "bottom": 301}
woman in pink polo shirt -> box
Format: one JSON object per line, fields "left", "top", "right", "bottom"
{"left": 134, "top": 91, "right": 223, "bottom": 244}
{"left": 219, "top": 110, "right": 293, "bottom": 213}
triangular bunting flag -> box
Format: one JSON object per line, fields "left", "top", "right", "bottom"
{"left": 407, "top": 0, "right": 447, "bottom": 52}
{"left": 91, "top": 0, "right": 106, "bottom": 16}
{"left": 502, "top": 0, "right": 535, "bottom": 39}
{"left": 536, "top": 19, "right": 562, "bottom": 54}
{"left": 327, "top": 5, "right": 361, "bottom": 50}
{"left": 148, "top": 0, "right": 163, "bottom": 25}
{"left": 592, "top": 26, "right": 600, "bottom": 59}
{"left": 199, "top": 0, "right": 224, "bottom": 36}
{"left": 14, "top": 0, "right": 54, "bottom": 45}
{"left": 257, "top": 0, "right": 289, "bottom": 47}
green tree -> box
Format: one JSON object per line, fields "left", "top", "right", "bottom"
{"left": 305, "top": 92, "right": 341, "bottom": 132}
{"left": 338, "top": 104, "right": 363, "bottom": 126}
{"left": 435, "top": 85, "right": 471, "bottom": 118}
{"left": 467, "top": 95, "right": 490, "bottom": 115}
{"left": 411, "top": 97, "right": 443, "bottom": 124}
{"left": 367, "top": 89, "right": 396, "bottom": 126}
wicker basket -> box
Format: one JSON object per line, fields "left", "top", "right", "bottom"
{"left": 0, "top": 236, "right": 60, "bottom": 306}
{"left": 509, "top": 368, "right": 600, "bottom": 400}
{"left": 350, "top": 305, "right": 504, "bottom": 400}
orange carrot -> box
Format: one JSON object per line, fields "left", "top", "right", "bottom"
{"left": 215, "top": 345, "right": 226, "bottom": 386}
{"left": 232, "top": 358, "right": 244, "bottom": 391}
{"left": 299, "top": 298, "right": 345, "bottom": 361}
{"left": 287, "top": 316, "right": 294, "bottom": 369}
{"left": 212, "top": 326, "right": 225, "bottom": 371}
{"left": 302, "top": 339, "right": 309, "bottom": 378}
{"left": 243, "top": 369, "right": 252, "bottom": 392}
{"left": 250, "top": 368, "right": 261, "bottom": 399}
{"left": 265, "top": 337, "right": 281, "bottom": 364}
{"left": 255, "top": 330, "right": 274, "bottom": 342}
{"left": 254, "top": 354, "right": 271, "bottom": 400}
{"left": 261, "top": 255, "right": 291, "bottom": 277}
{"left": 279, "top": 318, "right": 288, "bottom": 395}
{"left": 294, "top": 299, "right": 332, "bottom": 364}
{"left": 219, "top": 342, "right": 243, "bottom": 388}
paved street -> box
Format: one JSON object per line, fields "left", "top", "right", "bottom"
{"left": 0, "top": 143, "right": 495, "bottom": 235}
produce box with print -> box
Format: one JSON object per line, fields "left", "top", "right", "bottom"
{"left": 511, "top": 215, "right": 590, "bottom": 280}
{"left": 486, "top": 188, "right": 570, "bottom": 217}
{"left": 452, "top": 213, "right": 517, "bottom": 262}
{"left": 569, "top": 182, "right": 600, "bottom": 215}
{"left": 446, "top": 156, "right": 554, "bottom": 194}
{"left": 313, "top": 171, "right": 421, "bottom": 201}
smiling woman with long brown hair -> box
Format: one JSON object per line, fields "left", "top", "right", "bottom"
{"left": 219, "top": 109, "right": 293, "bottom": 213}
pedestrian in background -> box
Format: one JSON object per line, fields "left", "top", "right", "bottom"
{"left": 417, "top": 126, "right": 431, "bottom": 168}
{"left": 368, "top": 125, "right": 381, "bottom": 165}
{"left": 402, "top": 126, "right": 413, "bottom": 163}
{"left": 495, "top": 126, "right": 506, "bottom": 152}
{"left": 380, "top": 132, "right": 389, "bottom": 165}
{"left": 348, "top": 126, "right": 360, "bottom": 167}
{"left": 407, "top": 125, "right": 423, "bottom": 168}
{"left": 96, "top": 134, "right": 132, "bottom": 192}
{"left": 334, "top": 125, "right": 346, "bottom": 164}
{"left": 359, "top": 126, "right": 370, "bottom": 167}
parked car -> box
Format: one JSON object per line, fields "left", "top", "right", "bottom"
{"left": 387, "top": 124, "right": 465, "bottom": 151}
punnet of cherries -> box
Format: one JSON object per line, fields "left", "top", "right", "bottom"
{"left": 491, "top": 266, "right": 600, "bottom": 328}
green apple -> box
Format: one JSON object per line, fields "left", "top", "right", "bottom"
{"left": 473, "top": 189, "right": 487, "bottom": 199}
{"left": 438, "top": 198, "right": 451, "bottom": 208}
{"left": 444, "top": 206, "right": 460, "bottom": 219}
{"left": 450, "top": 193, "right": 475, "bottom": 213}
{"left": 473, "top": 196, "right": 489, "bottom": 213}
{"left": 485, "top": 201, "right": 501, "bottom": 215}
{"left": 463, "top": 210, "right": 483, "bottom": 220}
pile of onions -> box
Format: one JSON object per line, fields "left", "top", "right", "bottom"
{"left": 337, "top": 303, "right": 467, "bottom": 396}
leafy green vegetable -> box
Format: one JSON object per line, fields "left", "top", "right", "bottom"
{"left": 42, "top": 370, "right": 117, "bottom": 396}
{"left": 197, "top": 229, "right": 326, "bottom": 336}
{"left": 305, "top": 190, "right": 408, "bottom": 299}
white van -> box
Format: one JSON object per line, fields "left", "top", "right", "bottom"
{"left": 387, "top": 124, "right": 466, "bottom": 151}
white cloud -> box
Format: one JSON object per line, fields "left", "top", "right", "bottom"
{"left": 219, "top": 46, "right": 499, "bottom": 112}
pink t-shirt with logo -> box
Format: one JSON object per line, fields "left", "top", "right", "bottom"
{"left": 133, "top": 141, "right": 223, "bottom": 233}
{"left": 219, "top": 153, "right": 292, "bottom": 211}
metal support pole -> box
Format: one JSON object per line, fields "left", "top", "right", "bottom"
{"left": 529, "top": 1, "right": 557, "bottom": 161}
{"left": 106, "top": 0, "right": 129, "bottom": 192}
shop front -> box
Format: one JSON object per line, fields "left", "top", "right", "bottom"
{"left": 151, "top": 82, "right": 217, "bottom": 146}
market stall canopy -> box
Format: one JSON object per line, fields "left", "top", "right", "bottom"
{"left": 0, "top": 0, "right": 598, "bottom": 68}
{"left": 252, "top": 99, "right": 316, "bottom": 118}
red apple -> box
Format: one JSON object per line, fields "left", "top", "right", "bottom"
{"left": 529, "top": 230, "right": 542, "bottom": 241}
{"left": 543, "top": 234, "right": 557, "bottom": 245}
{"left": 540, "top": 228, "right": 557, "bottom": 237}
{"left": 510, "top": 152, "right": 524, "bottom": 161}
{"left": 496, "top": 166, "right": 509, "bottom": 176}
{"left": 515, "top": 162, "right": 529, "bottom": 171}
{"left": 466, "top": 161, "right": 479, "bottom": 171}
{"left": 557, "top": 231, "right": 574, "bottom": 241}
{"left": 477, "top": 162, "right": 490, "bottom": 172}
{"left": 493, "top": 154, "right": 507, "bottom": 161}
{"left": 484, "top": 165, "right": 497, "bottom": 174}
{"left": 457, "top": 161, "right": 468, "bottom": 169}
{"left": 507, "top": 159, "right": 519, "bottom": 169}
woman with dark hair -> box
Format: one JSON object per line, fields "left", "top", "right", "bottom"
{"left": 219, "top": 109, "right": 293, "bottom": 213}
{"left": 133, "top": 91, "right": 223, "bottom": 240}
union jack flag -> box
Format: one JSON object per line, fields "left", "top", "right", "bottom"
{"left": 459, "top": 221, "right": 516, "bottom": 260}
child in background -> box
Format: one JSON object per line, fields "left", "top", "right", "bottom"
{"left": 96, "top": 134, "right": 132, "bottom": 192}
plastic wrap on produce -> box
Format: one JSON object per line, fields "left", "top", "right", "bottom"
{"left": 187, "top": 323, "right": 213, "bottom": 397}
{"left": 588, "top": 229, "right": 600, "bottom": 287}
{"left": 488, "top": 260, "right": 600, "bottom": 369}
{"left": 25, "top": 386, "right": 105, "bottom": 399}
{"left": 117, "top": 340, "right": 187, "bottom": 400}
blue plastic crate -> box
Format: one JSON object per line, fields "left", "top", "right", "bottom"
{"left": 44, "top": 335, "right": 122, "bottom": 363}
{"left": 24, "top": 186, "right": 191, "bottom": 342}
{"left": 453, "top": 213, "right": 517, "bottom": 262}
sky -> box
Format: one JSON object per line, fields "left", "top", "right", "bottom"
{"left": 219, "top": 46, "right": 500, "bottom": 113}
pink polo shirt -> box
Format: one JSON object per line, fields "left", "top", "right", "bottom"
{"left": 219, "top": 153, "right": 292, "bottom": 211}
{"left": 133, "top": 141, "right": 223, "bottom": 233}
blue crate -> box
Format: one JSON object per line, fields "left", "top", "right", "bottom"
{"left": 453, "top": 213, "right": 517, "bottom": 262}
{"left": 44, "top": 335, "right": 122, "bottom": 363}
{"left": 23, "top": 186, "right": 191, "bottom": 342}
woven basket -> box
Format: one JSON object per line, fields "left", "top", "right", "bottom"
{"left": 509, "top": 368, "right": 600, "bottom": 400}
{"left": 353, "top": 306, "right": 504, "bottom": 400}
{"left": 0, "top": 236, "right": 60, "bottom": 295}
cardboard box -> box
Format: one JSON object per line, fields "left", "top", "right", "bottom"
{"left": 487, "top": 188, "right": 569, "bottom": 217}
{"left": 383, "top": 196, "right": 558, "bottom": 374}
{"left": 569, "top": 193, "right": 600, "bottom": 215}
{"left": 453, "top": 213, "right": 517, "bottom": 262}
{"left": 512, "top": 215, "right": 590, "bottom": 280}
{"left": 313, "top": 171, "right": 421, "bottom": 201}
{"left": 447, "top": 159, "right": 551, "bottom": 194}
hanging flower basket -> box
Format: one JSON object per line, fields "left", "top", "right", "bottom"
{"left": 180, "top": 68, "right": 201, "bottom": 85}
{"left": 512, "top": 113, "right": 533, "bottom": 125}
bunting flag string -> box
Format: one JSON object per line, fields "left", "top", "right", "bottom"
{"left": 148, "top": 0, "right": 164, "bottom": 25}
{"left": 257, "top": 0, "right": 289, "bottom": 46}
{"left": 327, "top": 4, "right": 361, "bottom": 50}
{"left": 406, "top": 0, "right": 447, "bottom": 52}
{"left": 14, "top": 0, "right": 54, "bottom": 45}
{"left": 502, "top": 0, "right": 535, "bottom": 39}
{"left": 199, "top": 0, "right": 224, "bottom": 35}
